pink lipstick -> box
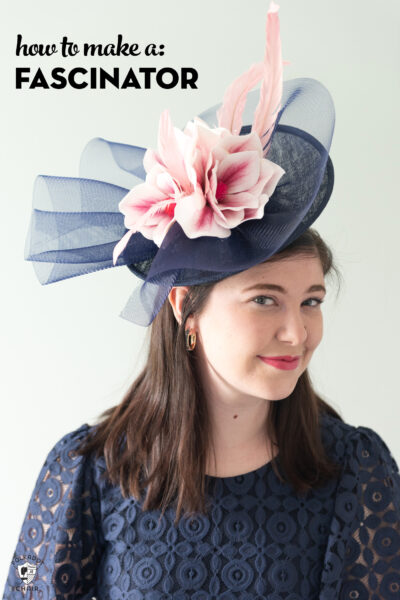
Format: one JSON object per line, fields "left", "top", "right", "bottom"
{"left": 258, "top": 355, "right": 300, "bottom": 370}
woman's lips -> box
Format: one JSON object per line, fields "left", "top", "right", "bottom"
{"left": 258, "top": 355, "right": 300, "bottom": 370}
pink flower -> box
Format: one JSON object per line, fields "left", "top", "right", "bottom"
{"left": 112, "top": 110, "right": 285, "bottom": 265}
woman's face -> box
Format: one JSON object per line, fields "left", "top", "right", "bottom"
{"left": 191, "top": 255, "right": 326, "bottom": 402}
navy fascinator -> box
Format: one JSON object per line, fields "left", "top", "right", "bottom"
{"left": 24, "top": 2, "right": 335, "bottom": 327}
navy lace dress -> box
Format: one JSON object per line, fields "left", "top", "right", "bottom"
{"left": 3, "top": 413, "right": 400, "bottom": 600}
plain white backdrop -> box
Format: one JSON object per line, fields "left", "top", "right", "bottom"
{"left": 1, "top": 0, "right": 399, "bottom": 588}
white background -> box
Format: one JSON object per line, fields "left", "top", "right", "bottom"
{"left": 1, "top": 0, "right": 399, "bottom": 588}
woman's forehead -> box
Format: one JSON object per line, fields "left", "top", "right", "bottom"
{"left": 220, "top": 255, "right": 324, "bottom": 290}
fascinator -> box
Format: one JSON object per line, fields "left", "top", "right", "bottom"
{"left": 24, "top": 1, "right": 335, "bottom": 327}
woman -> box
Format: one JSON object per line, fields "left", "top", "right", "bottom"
{"left": 4, "top": 3, "right": 400, "bottom": 599}
{"left": 4, "top": 233, "right": 400, "bottom": 599}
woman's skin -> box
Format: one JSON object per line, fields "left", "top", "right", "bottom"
{"left": 168, "top": 255, "right": 326, "bottom": 477}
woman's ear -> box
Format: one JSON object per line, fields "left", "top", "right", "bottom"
{"left": 167, "top": 286, "right": 191, "bottom": 326}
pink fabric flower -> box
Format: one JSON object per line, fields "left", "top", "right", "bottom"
{"left": 112, "top": 112, "right": 285, "bottom": 265}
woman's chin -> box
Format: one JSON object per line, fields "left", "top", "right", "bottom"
{"left": 257, "top": 379, "right": 300, "bottom": 401}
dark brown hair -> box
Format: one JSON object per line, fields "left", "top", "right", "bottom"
{"left": 76, "top": 228, "right": 344, "bottom": 524}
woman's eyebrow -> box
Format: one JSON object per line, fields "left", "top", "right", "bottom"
{"left": 242, "top": 283, "right": 326, "bottom": 294}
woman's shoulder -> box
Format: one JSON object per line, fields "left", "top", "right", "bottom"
{"left": 319, "top": 411, "right": 399, "bottom": 476}
{"left": 38, "top": 421, "right": 104, "bottom": 484}
{"left": 47, "top": 421, "right": 95, "bottom": 450}
{"left": 42, "top": 421, "right": 96, "bottom": 460}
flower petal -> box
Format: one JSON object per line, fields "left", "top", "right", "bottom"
{"left": 151, "top": 217, "right": 177, "bottom": 247}
{"left": 259, "top": 159, "right": 285, "bottom": 197}
{"left": 143, "top": 148, "right": 164, "bottom": 172}
{"left": 174, "top": 188, "right": 231, "bottom": 239}
{"left": 119, "top": 183, "right": 168, "bottom": 227}
{"left": 217, "top": 151, "right": 261, "bottom": 194}
{"left": 216, "top": 208, "right": 245, "bottom": 229}
{"left": 157, "top": 109, "right": 193, "bottom": 191}
{"left": 112, "top": 229, "right": 136, "bottom": 265}
{"left": 186, "top": 118, "right": 224, "bottom": 176}
{"left": 242, "top": 195, "right": 270, "bottom": 220}
{"left": 221, "top": 191, "right": 260, "bottom": 211}
{"left": 205, "top": 162, "right": 226, "bottom": 221}
{"left": 155, "top": 171, "right": 181, "bottom": 197}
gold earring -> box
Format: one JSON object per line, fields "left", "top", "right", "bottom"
{"left": 185, "top": 329, "right": 196, "bottom": 351}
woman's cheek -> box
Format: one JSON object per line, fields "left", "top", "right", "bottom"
{"left": 307, "top": 314, "right": 323, "bottom": 349}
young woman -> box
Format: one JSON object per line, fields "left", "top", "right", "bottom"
{"left": 4, "top": 3, "right": 399, "bottom": 599}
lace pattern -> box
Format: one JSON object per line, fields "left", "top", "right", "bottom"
{"left": 3, "top": 417, "right": 400, "bottom": 599}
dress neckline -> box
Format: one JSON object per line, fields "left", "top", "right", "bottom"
{"left": 204, "top": 452, "right": 279, "bottom": 481}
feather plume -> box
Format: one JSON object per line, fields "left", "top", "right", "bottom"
{"left": 251, "top": 1, "right": 284, "bottom": 155}
{"left": 217, "top": 62, "right": 264, "bottom": 135}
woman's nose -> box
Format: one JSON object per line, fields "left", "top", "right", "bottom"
{"left": 275, "top": 310, "right": 308, "bottom": 345}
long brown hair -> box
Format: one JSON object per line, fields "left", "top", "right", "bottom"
{"left": 76, "top": 228, "right": 344, "bottom": 524}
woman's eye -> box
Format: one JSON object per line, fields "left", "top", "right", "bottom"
{"left": 306, "top": 298, "right": 324, "bottom": 307}
{"left": 253, "top": 296, "right": 274, "bottom": 306}
{"left": 253, "top": 296, "right": 324, "bottom": 307}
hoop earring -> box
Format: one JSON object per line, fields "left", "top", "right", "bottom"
{"left": 185, "top": 329, "right": 197, "bottom": 351}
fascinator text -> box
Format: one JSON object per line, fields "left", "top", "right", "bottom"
{"left": 15, "top": 34, "right": 198, "bottom": 90}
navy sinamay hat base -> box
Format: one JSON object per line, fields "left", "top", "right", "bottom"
{"left": 24, "top": 77, "right": 335, "bottom": 326}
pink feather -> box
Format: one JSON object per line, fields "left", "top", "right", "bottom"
{"left": 217, "top": 62, "right": 265, "bottom": 135}
{"left": 251, "top": 1, "right": 283, "bottom": 154}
